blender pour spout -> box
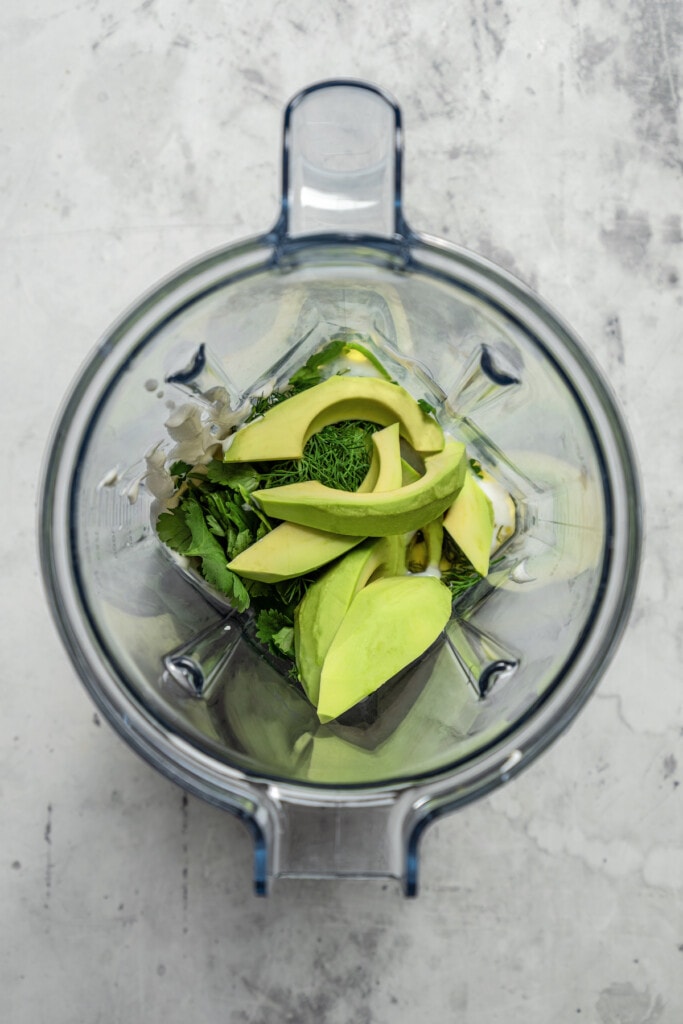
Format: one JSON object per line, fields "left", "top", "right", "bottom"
{"left": 277, "top": 79, "right": 407, "bottom": 241}
{"left": 248, "top": 787, "right": 437, "bottom": 896}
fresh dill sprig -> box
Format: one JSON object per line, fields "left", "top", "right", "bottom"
{"left": 440, "top": 531, "right": 486, "bottom": 600}
{"left": 247, "top": 390, "right": 295, "bottom": 422}
{"left": 274, "top": 573, "right": 317, "bottom": 610}
{"left": 441, "top": 553, "right": 485, "bottom": 600}
{"left": 260, "top": 420, "right": 380, "bottom": 492}
{"left": 441, "top": 530, "right": 504, "bottom": 601}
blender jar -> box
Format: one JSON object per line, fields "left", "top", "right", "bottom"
{"left": 40, "top": 80, "right": 641, "bottom": 894}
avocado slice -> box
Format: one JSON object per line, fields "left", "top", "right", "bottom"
{"left": 369, "top": 422, "right": 403, "bottom": 491}
{"left": 356, "top": 421, "right": 403, "bottom": 493}
{"left": 442, "top": 468, "right": 495, "bottom": 576}
{"left": 400, "top": 460, "right": 422, "bottom": 486}
{"left": 356, "top": 446, "right": 379, "bottom": 493}
{"left": 251, "top": 439, "right": 467, "bottom": 536}
{"left": 423, "top": 517, "right": 444, "bottom": 570}
{"left": 224, "top": 376, "right": 444, "bottom": 462}
{"left": 316, "top": 574, "right": 452, "bottom": 722}
{"left": 227, "top": 521, "right": 364, "bottom": 583}
{"left": 294, "top": 535, "right": 404, "bottom": 706}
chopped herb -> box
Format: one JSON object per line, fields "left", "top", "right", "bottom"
{"left": 168, "top": 498, "right": 251, "bottom": 611}
{"left": 156, "top": 458, "right": 275, "bottom": 614}
{"left": 156, "top": 447, "right": 317, "bottom": 649}
{"left": 260, "top": 420, "right": 380, "bottom": 492}
{"left": 205, "top": 460, "right": 260, "bottom": 492}
{"left": 274, "top": 573, "right": 315, "bottom": 610}
{"left": 287, "top": 339, "right": 347, "bottom": 390}
{"left": 442, "top": 558, "right": 485, "bottom": 600}
{"left": 157, "top": 506, "right": 192, "bottom": 553}
{"left": 169, "top": 460, "right": 193, "bottom": 480}
{"left": 287, "top": 362, "right": 328, "bottom": 391}
{"left": 255, "top": 608, "right": 295, "bottom": 658}
{"left": 417, "top": 398, "right": 437, "bottom": 417}
{"left": 247, "top": 389, "right": 296, "bottom": 421}
{"left": 247, "top": 337, "right": 392, "bottom": 424}
{"left": 271, "top": 625, "right": 295, "bottom": 657}
{"left": 440, "top": 531, "right": 484, "bottom": 600}
{"left": 286, "top": 336, "right": 393, "bottom": 393}
{"left": 469, "top": 458, "right": 484, "bottom": 479}
{"left": 441, "top": 533, "right": 504, "bottom": 600}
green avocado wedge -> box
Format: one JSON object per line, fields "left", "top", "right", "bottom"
{"left": 443, "top": 469, "right": 495, "bottom": 577}
{"left": 223, "top": 375, "right": 444, "bottom": 462}
{"left": 316, "top": 574, "right": 453, "bottom": 723}
{"left": 359, "top": 452, "right": 423, "bottom": 493}
{"left": 251, "top": 439, "right": 467, "bottom": 536}
{"left": 368, "top": 422, "right": 403, "bottom": 492}
{"left": 422, "top": 516, "right": 445, "bottom": 570}
{"left": 356, "top": 422, "right": 403, "bottom": 493}
{"left": 226, "top": 521, "right": 364, "bottom": 583}
{"left": 294, "top": 535, "right": 405, "bottom": 706}
{"left": 356, "top": 446, "right": 379, "bottom": 493}
{"left": 400, "top": 459, "right": 422, "bottom": 486}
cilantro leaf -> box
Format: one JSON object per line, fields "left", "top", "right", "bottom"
{"left": 229, "top": 528, "right": 253, "bottom": 559}
{"left": 255, "top": 608, "right": 289, "bottom": 642}
{"left": 271, "top": 626, "right": 295, "bottom": 657}
{"left": 229, "top": 573, "right": 250, "bottom": 612}
{"left": 287, "top": 340, "right": 347, "bottom": 391}
{"left": 205, "top": 459, "right": 261, "bottom": 492}
{"left": 246, "top": 391, "right": 293, "bottom": 421}
{"left": 182, "top": 498, "right": 224, "bottom": 555}
{"left": 255, "top": 608, "right": 295, "bottom": 658}
{"left": 287, "top": 364, "right": 325, "bottom": 391}
{"left": 169, "top": 460, "right": 193, "bottom": 480}
{"left": 205, "top": 513, "right": 225, "bottom": 537}
{"left": 204, "top": 491, "right": 250, "bottom": 534}
{"left": 255, "top": 520, "right": 270, "bottom": 542}
{"left": 287, "top": 337, "right": 393, "bottom": 391}
{"left": 182, "top": 499, "right": 250, "bottom": 611}
{"left": 156, "top": 508, "right": 192, "bottom": 553}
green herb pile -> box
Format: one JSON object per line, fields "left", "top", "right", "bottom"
{"left": 156, "top": 337, "right": 488, "bottom": 664}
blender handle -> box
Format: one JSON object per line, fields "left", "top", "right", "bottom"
{"left": 276, "top": 79, "right": 407, "bottom": 240}
{"left": 245, "top": 790, "right": 433, "bottom": 896}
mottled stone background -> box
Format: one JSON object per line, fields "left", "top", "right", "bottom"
{"left": 1, "top": 1, "right": 681, "bottom": 1021}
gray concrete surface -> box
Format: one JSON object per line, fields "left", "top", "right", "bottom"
{"left": 2, "top": 1, "right": 681, "bottom": 1021}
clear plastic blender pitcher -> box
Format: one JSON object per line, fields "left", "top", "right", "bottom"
{"left": 40, "top": 80, "right": 641, "bottom": 894}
